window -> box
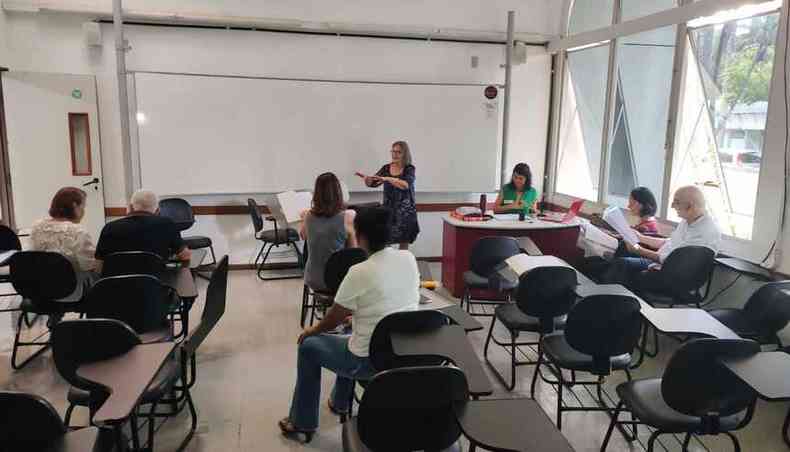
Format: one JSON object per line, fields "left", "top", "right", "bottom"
{"left": 556, "top": 44, "right": 610, "bottom": 201}
{"left": 671, "top": 12, "right": 779, "bottom": 239}
{"left": 621, "top": 0, "right": 676, "bottom": 21}
{"left": 68, "top": 113, "right": 92, "bottom": 176}
{"left": 606, "top": 26, "right": 676, "bottom": 208}
{"left": 568, "top": 0, "right": 614, "bottom": 34}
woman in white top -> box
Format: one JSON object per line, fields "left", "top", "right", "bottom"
{"left": 279, "top": 207, "right": 420, "bottom": 441}
{"left": 30, "top": 187, "right": 99, "bottom": 298}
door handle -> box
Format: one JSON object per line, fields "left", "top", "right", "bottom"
{"left": 82, "top": 177, "right": 100, "bottom": 187}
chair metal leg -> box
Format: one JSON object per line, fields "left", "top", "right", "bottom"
{"left": 256, "top": 243, "right": 274, "bottom": 280}
{"left": 11, "top": 311, "right": 51, "bottom": 370}
{"left": 646, "top": 430, "right": 662, "bottom": 452}
{"left": 147, "top": 401, "right": 160, "bottom": 451}
{"left": 600, "top": 400, "right": 623, "bottom": 452}
{"left": 556, "top": 371, "right": 563, "bottom": 430}
{"left": 682, "top": 432, "right": 692, "bottom": 451}
{"left": 530, "top": 345, "right": 543, "bottom": 399}
{"left": 176, "top": 385, "right": 198, "bottom": 452}
{"left": 63, "top": 403, "right": 76, "bottom": 429}
{"left": 724, "top": 431, "right": 741, "bottom": 452}
{"left": 482, "top": 316, "right": 519, "bottom": 391}
{"left": 300, "top": 285, "right": 310, "bottom": 328}
{"left": 784, "top": 406, "right": 790, "bottom": 448}
{"left": 130, "top": 412, "right": 141, "bottom": 451}
{"left": 253, "top": 242, "right": 265, "bottom": 266}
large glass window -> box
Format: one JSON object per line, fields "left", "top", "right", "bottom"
{"left": 568, "top": 0, "right": 614, "bottom": 34}
{"left": 672, "top": 11, "right": 779, "bottom": 239}
{"left": 621, "top": 0, "right": 676, "bottom": 21}
{"left": 606, "top": 26, "right": 676, "bottom": 209}
{"left": 556, "top": 45, "right": 610, "bottom": 201}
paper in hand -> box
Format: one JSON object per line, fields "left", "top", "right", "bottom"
{"left": 602, "top": 206, "right": 638, "bottom": 245}
{"left": 277, "top": 191, "right": 313, "bottom": 224}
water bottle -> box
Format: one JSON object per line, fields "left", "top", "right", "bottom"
{"left": 479, "top": 194, "right": 487, "bottom": 217}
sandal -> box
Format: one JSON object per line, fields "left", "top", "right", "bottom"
{"left": 278, "top": 417, "right": 315, "bottom": 443}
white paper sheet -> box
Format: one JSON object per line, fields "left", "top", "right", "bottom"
{"left": 602, "top": 206, "right": 638, "bottom": 245}
{"left": 277, "top": 190, "right": 313, "bottom": 223}
{"left": 581, "top": 223, "right": 619, "bottom": 250}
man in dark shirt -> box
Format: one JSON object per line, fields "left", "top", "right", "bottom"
{"left": 96, "top": 189, "right": 192, "bottom": 264}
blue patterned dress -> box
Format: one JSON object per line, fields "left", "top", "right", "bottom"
{"left": 374, "top": 164, "right": 420, "bottom": 244}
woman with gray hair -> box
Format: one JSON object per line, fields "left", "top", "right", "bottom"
{"left": 355, "top": 140, "right": 420, "bottom": 250}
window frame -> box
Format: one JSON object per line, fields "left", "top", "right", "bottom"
{"left": 548, "top": 0, "right": 784, "bottom": 260}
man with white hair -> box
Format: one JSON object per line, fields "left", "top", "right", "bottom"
{"left": 603, "top": 185, "right": 720, "bottom": 287}
{"left": 95, "top": 189, "right": 191, "bottom": 263}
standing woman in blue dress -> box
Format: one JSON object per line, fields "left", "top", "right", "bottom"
{"left": 355, "top": 141, "right": 420, "bottom": 250}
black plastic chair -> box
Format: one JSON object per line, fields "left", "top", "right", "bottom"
{"left": 166, "top": 255, "right": 228, "bottom": 450}
{"left": 9, "top": 251, "right": 81, "bottom": 370}
{"left": 101, "top": 250, "right": 166, "bottom": 278}
{"left": 483, "top": 266, "right": 577, "bottom": 390}
{"left": 302, "top": 248, "right": 368, "bottom": 327}
{"left": 83, "top": 275, "right": 173, "bottom": 338}
{"left": 637, "top": 246, "right": 716, "bottom": 308}
{"left": 462, "top": 236, "right": 521, "bottom": 317}
{"left": 708, "top": 281, "right": 790, "bottom": 346}
{"left": 181, "top": 255, "right": 229, "bottom": 390}
{"left": 101, "top": 251, "right": 185, "bottom": 335}
{"left": 532, "top": 295, "right": 642, "bottom": 430}
{"left": 602, "top": 338, "right": 759, "bottom": 452}
{"left": 159, "top": 198, "right": 216, "bottom": 279}
{"left": 248, "top": 198, "right": 302, "bottom": 280}
{"left": 341, "top": 310, "right": 450, "bottom": 423}
{"left": 0, "top": 224, "right": 22, "bottom": 302}
{"left": 51, "top": 319, "right": 181, "bottom": 451}
{"left": 343, "top": 366, "right": 468, "bottom": 452}
{"left": 0, "top": 391, "right": 112, "bottom": 452}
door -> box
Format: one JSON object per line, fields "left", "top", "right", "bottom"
{"left": 2, "top": 72, "right": 105, "bottom": 239}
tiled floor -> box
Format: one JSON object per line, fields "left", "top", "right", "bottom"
{"left": 1, "top": 266, "right": 789, "bottom": 451}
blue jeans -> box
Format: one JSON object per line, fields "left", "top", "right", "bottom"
{"left": 603, "top": 257, "right": 653, "bottom": 286}
{"left": 288, "top": 334, "right": 376, "bottom": 431}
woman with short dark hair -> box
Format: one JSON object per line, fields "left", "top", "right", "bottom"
{"left": 30, "top": 187, "right": 99, "bottom": 298}
{"left": 280, "top": 207, "right": 420, "bottom": 442}
{"left": 301, "top": 172, "right": 357, "bottom": 292}
{"left": 627, "top": 186, "right": 658, "bottom": 234}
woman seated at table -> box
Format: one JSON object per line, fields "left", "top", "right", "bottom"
{"left": 494, "top": 163, "right": 538, "bottom": 215}
{"left": 30, "top": 187, "right": 100, "bottom": 300}
{"left": 627, "top": 186, "right": 659, "bottom": 235}
{"left": 300, "top": 172, "right": 357, "bottom": 293}
{"left": 279, "top": 207, "right": 420, "bottom": 441}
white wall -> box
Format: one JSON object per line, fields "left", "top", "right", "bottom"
{"left": 0, "top": 9, "right": 9, "bottom": 65}
{"left": 3, "top": 0, "right": 565, "bottom": 38}
{"left": 2, "top": 10, "right": 552, "bottom": 263}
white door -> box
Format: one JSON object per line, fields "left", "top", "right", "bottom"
{"left": 2, "top": 72, "right": 106, "bottom": 239}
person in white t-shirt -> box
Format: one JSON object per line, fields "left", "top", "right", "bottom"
{"left": 603, "top": 185, "right": 720, "bottom": 288}
{"left": 279, "top": 207, "right": 420, "bottom": 441}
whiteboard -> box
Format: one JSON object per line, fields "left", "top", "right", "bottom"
{"left": 134, "top": 72, "right": 501, "bottom": 195}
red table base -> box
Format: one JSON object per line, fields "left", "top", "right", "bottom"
{"left": 441, "top": 220, "right": 582, "bottom": 298}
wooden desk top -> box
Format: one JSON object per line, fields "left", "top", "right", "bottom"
{"left": 454, "top": 398, "right": 574, "bottom": 452}
{"left": 443, "top": 214, "right": 581, "bottom": 231}
{"left": 721, "top": 351, "right": 790, "bottom": 401}
{"left": 391, "top": 325, "right": 492, "bottom": 396}
{"left": 161, "top": 267, "right": 198, "bottom": 300}
{"left": 78, "top": 342, "right": 178, "bottom": 425}
{"left": 576, "top": 284, "right": 739, "bottom": 339}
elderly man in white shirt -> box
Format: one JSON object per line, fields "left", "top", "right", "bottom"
{"left": 603, "top": 185, "right": 720, "bottom": 288}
